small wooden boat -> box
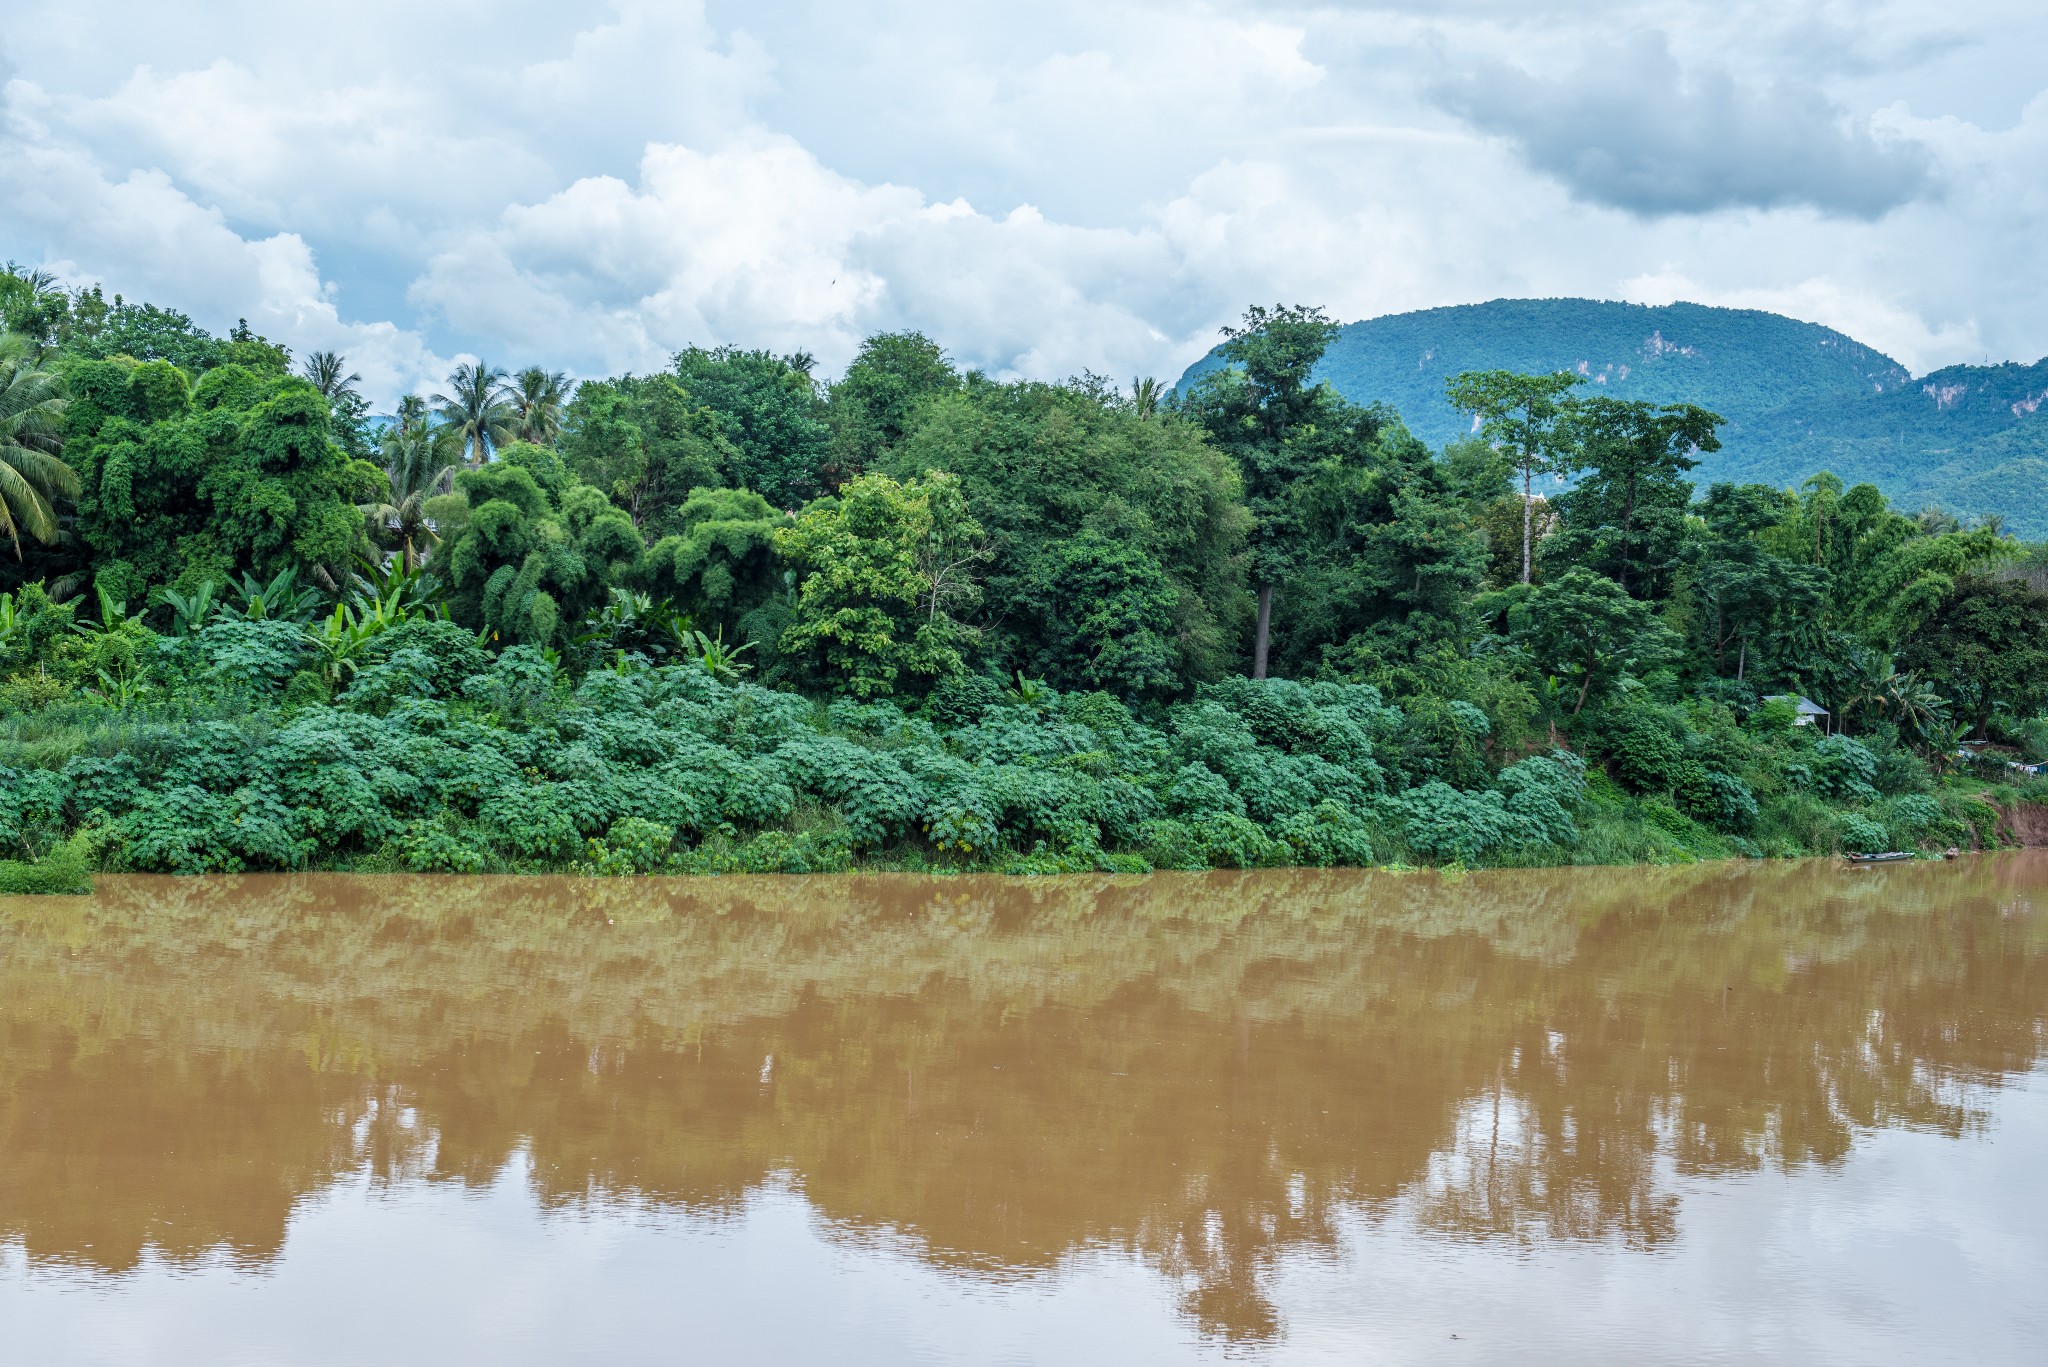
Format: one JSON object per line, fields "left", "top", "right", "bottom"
{"left": 1845, "top": 851, "right": 1914, "bottom": 864}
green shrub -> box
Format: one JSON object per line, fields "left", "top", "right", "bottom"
{"left": 397, "top": 818, "right": 493, "bottom": 874}
{"left": 116, "top": 783, "right": 312, "bottom": 872}
{"left": 1136, "top": 817, "right": 1203, "bottom": 870}
{"left": 1273, "top": 801, "right": 1376, "bottom": 867}
{"left": 1674, "top": 765, "right": 1758, "bottom": 831}
{"left": 0, "top": 835, "right": 93, "bottom": 895}
{"left": 1185, "top": 813, "right": 1282, "bottom": 869}
{"left": 1746, "top": 699, "right": 1802, "bottom": 735}
{"left": 1756, "top": 791, "right": 1842, "bottom": 856}
{"left": 576, "top": 817, "right": 678, "bottom": 875}
{"left": 679, "top": 828, "right": 855, "bottom": 874}
{"left": 0, "top": 584, "right": 1965, "bottom": 877}
{"left": 1838, "top": 813, "right": 1890, "bottom": 854}
{"left": 1874, "top": 794, "right": 1946, "bottom": 849}
{"left": 1640, "top": 799, "right": 1691, "bottom": 836}
{"left": 1814, "top": 735, "right": 1880, "bottom": 800}
{"left": 1602, "top": 708, "right": 1685, "bottom": 793}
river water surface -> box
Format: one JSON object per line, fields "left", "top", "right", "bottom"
{"left": 4, "top": 856, "right": 2047, "bottom": 1364}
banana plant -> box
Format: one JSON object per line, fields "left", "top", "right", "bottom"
{"left": 687, "top": 626, "right": 754, "bottom": 682}
{"left": 68, "top": 580, "right": 134, "bottom": 638}
{"left": 151, "top": 580, "right": 221, "bottom": 637}
{"left": 1006, "top": 671, "right": 1053, "bottom": 710}
{"left": 90, "top": 665, "right": 145, "bottom": 708}
{"left": 1888, "top": 671, "right": 1951, "bottom": 753}
{"left": 225, "top": 566, "right": 325, "bottom": 623}
{"left": 575, "top": 588, "right": 693, "bottom": 662}
{"left": 1922, "top": 714, "right": 1970, "bottom": 775}
{"left": 305, "top": 563, "right": 459, "bottom": 686}
{"left": 308, "top": 601, "right": 388, "bottom": 685}
{"left": 348, "top": 551, "right": 446, "bottom": 617}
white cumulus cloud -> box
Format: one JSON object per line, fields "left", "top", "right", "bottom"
{"left": 0, "top": 0, "right": 2043, "bottom": 407}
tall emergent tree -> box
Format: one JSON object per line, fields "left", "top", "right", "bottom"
{"left": 1553, "top": 397, "right": 1722, "bottom": 597}
{"left": 0, "top": 332, "right": 77, "bottom": 558}
{"left": 301, "top": 351, "right": 360, "bottom": 400}
{"left": 0, "top": 265, "right": 69, "bottom": 347}
{"left": 1184, "top": 304, "right": 1341, "bottom": 677}
{"left": 1445, "top": 369, "right": 1583, "bottom": 585}
{"left": 435, "top": 361, "right": 515, "bottom": 467}
{"left": 301, "top": 350, "right": 373, "bottom": 460}
{"left": 825, "top": 332, "right": 961, "bottom": 483}
{"left": 671, "top": 346, "right": 829, "bottom": 507}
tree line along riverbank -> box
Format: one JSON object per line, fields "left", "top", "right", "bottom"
{"left": 2, "top": 274, "right": 2047, "bottom": 885}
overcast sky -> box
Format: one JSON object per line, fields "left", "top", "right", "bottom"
{"left": 3, "top": 1, "right": 2043, "bottom": 404}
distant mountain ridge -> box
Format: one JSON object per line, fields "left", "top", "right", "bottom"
{"left": 1175, "top": 298, "right": 2048, "bottom": 538}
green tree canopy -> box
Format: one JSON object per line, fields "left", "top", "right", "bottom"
{"left": 438, "top": 444, "right": 644, "bottom": 648}
{"left": 1277, "top": 418, "right": 1487, "bottom": 681}
{"left": 1181, "top": 304, "right": 1345, "bottom": 677}
{"left": 62, "top": 357, "right": 380, "bottom": 602}
{"left": 0, "top": 266, "right": 69, "bottom": 349}
{"left": 826, "top": 332, "right": 962, "bottom": 481}
{"left": 1898, "top": 571, "right": 2048, "bottom": 739}
{"left": 640, "top": 486, "right": 792, "bottom": 650}
{"left": 671, "top": 346, "right": 828, "bottom": 508}
{"left": 560, "top": 374, "right": 741, "bottom": 536}
{"left": 1517, "top": 567, "right": 1679, "bottom": 715}
{"left": 885, "top": 375, "right": 1248, "bottom": 697}
{"left": 1445, "top": 369, "right": 1583, "bottom": 586}
{"left": 1688, "top": 483, "right": 1829, "bottom": 685}
{"left": 1552, "top": 397, "right": 1720, "bottom": 597}
{"left": 773, "top": 470, "right": 982, "bottom": 697}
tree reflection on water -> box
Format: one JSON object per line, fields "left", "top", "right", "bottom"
{"left": 3, "top": 855, "right": 2045, "bottom": 1342}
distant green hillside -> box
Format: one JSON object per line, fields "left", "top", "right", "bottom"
{"left": 1176, "top": 299, "right": 2048, "bottom": 538}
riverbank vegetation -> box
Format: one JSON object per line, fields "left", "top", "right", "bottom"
{"left": 3, "top": 266, "right": 2046, "bottom": 880}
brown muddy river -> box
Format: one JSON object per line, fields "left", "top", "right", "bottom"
{"left": 4, "top": 856, "right": 2047, "bottom": 1364}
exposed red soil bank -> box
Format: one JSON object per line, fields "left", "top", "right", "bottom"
{"left": 1999, "top": 802, "right": 2048, "bottom": 847}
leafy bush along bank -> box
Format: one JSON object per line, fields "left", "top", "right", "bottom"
{"left": 0, "top": 616, "right": 2031, "bottom": 880}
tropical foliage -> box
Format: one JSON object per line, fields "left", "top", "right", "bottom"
{"left": 1, "top": 265, "right": 2044, "bottom": 887}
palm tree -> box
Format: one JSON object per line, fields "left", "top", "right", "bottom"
{"left": 301, "top": 350, "right": 362, "bottom": 401}
{"left": 1838, "top": 645, "right": 1950, "bottom": 749}
{"left": 508, "top": 367, "right": 571, "bottom": 446}
{"left": 0, "top": 333, "right": 78, "bottom": 559}
{"left": 1, "top": 266, "right": 67, "bottom": 348}
{"left": 1131, "top": 376, "right": 1165, "bottom": 418}
{"left": 394, "top": 392, "right": 430, "bottom": 435}
{"left": 362, "top": 413, "right": 459, "bottom": 571}
{"left": 433, "top": 361, "right": 514, "bottom": 467}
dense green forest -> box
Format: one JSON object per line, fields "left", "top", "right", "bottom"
{"left": 1179, "top": 299, "right": 2048, "bottom": 537}
{"left": 2, "top": 268, "right": 2045, "bottom": 887}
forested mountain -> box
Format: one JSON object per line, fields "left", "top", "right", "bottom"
{"left": 1178, "top": 299, "right": 2048, "bottom": 535}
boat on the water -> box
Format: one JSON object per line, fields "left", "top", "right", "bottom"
{"left": 1846, "top": 851, "right": 1916, "bottom": 864}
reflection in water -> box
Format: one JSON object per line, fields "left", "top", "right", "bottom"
{"left": 2, "top": 856, "right": 2046, "bottom": 1346}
